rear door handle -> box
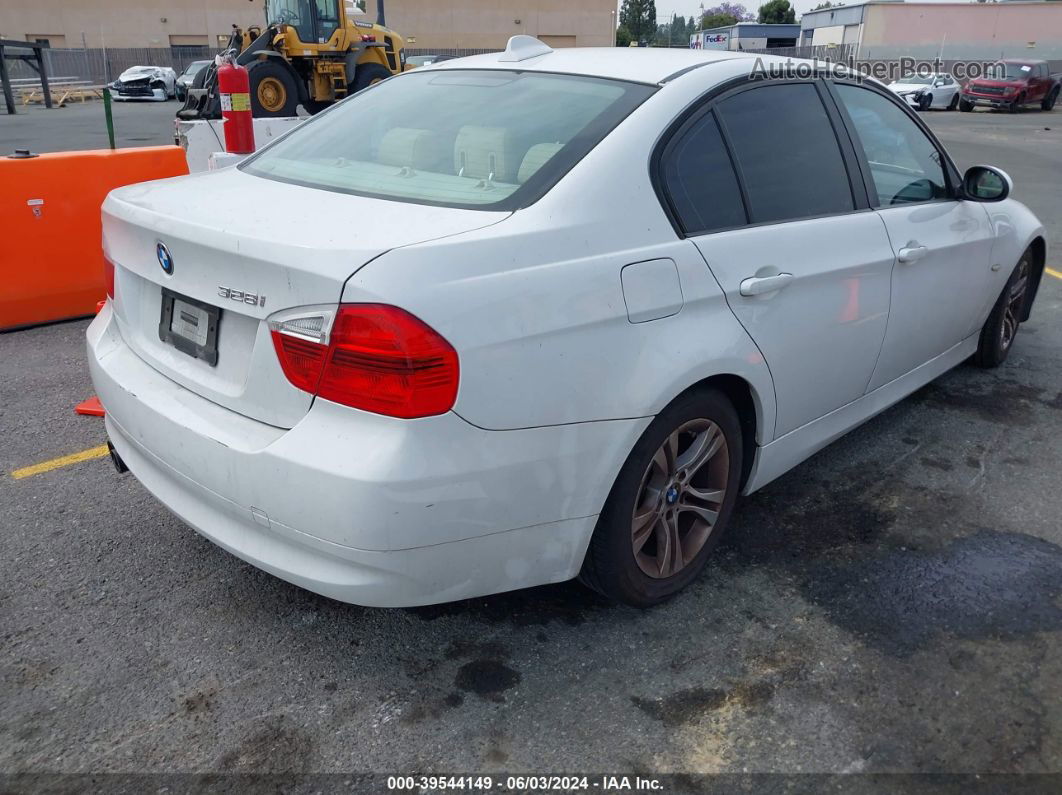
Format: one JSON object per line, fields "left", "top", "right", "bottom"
{"left": 739, "top": 272, "right": 794, "bottom": 297}
{"left": 897, "top": 244, "right": 928, "bottom": 264}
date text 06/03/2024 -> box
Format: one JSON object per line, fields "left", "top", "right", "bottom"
{"left": 385, "top": 775, "right": 664, "bottom": 791}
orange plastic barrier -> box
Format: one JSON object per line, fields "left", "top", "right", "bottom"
{"left": 0, "top": 146, "right": 189, "bottom": 330}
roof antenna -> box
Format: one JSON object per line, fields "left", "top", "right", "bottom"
{"left": 498, "top": 35, "right": 553, "bottom": 63}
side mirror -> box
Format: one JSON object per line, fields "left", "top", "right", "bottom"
{"left": 962, "top": 165, "right": 1011, "bottom": 202}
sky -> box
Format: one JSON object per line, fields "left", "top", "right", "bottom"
{"left": 637, "top": 0, "right": 968, "bottom": 22}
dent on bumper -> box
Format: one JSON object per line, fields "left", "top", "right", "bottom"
{"left": 87, "top": 306, "right": 644, "bottom": 605}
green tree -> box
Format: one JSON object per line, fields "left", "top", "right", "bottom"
{"left": 620, "top": 0, "right": 658, "bottom": 45}
{"left": 699, "top": 3, "right": 753, "bottom": 30}
{"left": 615, "top": 25, "right": 633, "bottom": 47}
{"left": 810, "top": 1, "right": 836, "bottom": 8}
{"left": 758, "top": 0, "right": 796, "bottom": 24}
{"left": 654, "top": 13, "right": 689, "bottom": 46}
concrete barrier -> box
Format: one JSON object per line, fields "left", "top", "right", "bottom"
{"left": 1, "top": 146, "right": 189, "bottom": 330}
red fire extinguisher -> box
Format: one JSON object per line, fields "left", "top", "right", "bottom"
{"left": 217, "top": 57, "right": 255, "bottom": 155}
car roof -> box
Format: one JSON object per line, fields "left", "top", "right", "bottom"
{"left": 430, "top": 46, "right": 750, "bottom": 86}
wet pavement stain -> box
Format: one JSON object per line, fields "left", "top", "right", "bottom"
{"left": 632, "top": 681, "right": 774, "bottom": 728}
{"left": 454, "top": 659, "right": 522, "bottom": 702}
{"left": 802, "top": 530, "right": 1062, "bottom": 655}
{"left": 911, "top": 380, "right": 1048, "bottom": 426}
{"left": 720, "top": 470, "right": 896, "bottom": 568}
{"left": 217, "top": 716, "right": 315, "bottom": 773}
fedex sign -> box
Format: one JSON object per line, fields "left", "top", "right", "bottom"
{"left": 690, "top": 32, "right": 729, "bottom": 50}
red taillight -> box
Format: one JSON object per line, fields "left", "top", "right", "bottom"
{"left": 270, "top": 304, "right": 459, "bottom": 419}
{"left": 104, "top": 258, "right": 115, "bottom": 299}
{"left": 270, "top": 331, "right": 327, "bottom": 393}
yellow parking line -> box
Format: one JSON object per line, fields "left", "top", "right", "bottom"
{"left": 10, "top": 444, "right": 110, "bottom": 480}
{"left": 1046, "top": 267, "right": 1062, "bottom": 281}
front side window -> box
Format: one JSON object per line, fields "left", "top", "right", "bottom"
{"left": 242, "top": 70, "right": 653, "bottom": 210}
{"left": 834, "top": 83, "right": 948, "bottom": 206}
{"left": 715, "top": 82, "right": 855, "bottom": 224}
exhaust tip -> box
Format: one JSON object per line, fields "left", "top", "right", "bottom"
{"left": 107, "top": 441, "right": 129, "bottom": 474}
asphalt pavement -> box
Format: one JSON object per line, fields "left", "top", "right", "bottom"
{"left": 1, "top": 102, "right": 1060, "bottom": 784}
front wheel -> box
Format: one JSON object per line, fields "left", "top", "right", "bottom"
{"left": 579, "top": 388, "right": 743, "bottom": 607}
{"left": 973, "top": 252, "right": 1032, "bottom": 368}
{"left": 918, "top": 93, "right": 932, "bottom": 111}
{"left": 247, "top": 60, "right": 299, "bottom": 117}
{"left": 350, "top": 63, "right": 392, "bottom": 94}
{"left": 1008, "top": 93, "right": 1025, "bottom": 114}
{"left": 948, "top": 93, "right": 959, "bottom": 111}
{"left": 959, "top": 98, "right": 974, "bottom": 112}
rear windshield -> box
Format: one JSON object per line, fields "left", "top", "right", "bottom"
{"left": 240, "top": 69, "right": 654, "bottom": 210}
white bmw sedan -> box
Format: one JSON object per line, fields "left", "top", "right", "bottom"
{"left": 88, "top": 38, "right": 1047, "bottom": 608}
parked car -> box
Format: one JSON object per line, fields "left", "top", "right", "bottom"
{"left": 175, "top": 60, "right": 211, "bottom": 102}
{"left": 110, "top": 65, "right": 177, "bottom": 101}
{"left": 89, "top": 40, "right": 1047, "bottom": 608}
{"left": 406, "top": 54, "right": 457, "bottom": 67}
{"left": 960, "top": 59, "right": 1060, "bottom": 113}
{"left": 887, "top": 72, "right": 959, "bottom": 111}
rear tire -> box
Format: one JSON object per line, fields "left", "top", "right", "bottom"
{"left": 350, "top": 63, "right": 392, "bottom": 94}
{"left": 973, "top": 251, "right": 1032, "bottom": 368}
{"left": 247, "top": 60, "right": 299, "bottom": 117}
{"left": 1043, "top": 88, "right": 1059, "bottom": 111}
{"left": 579, "top": 388, "right": 743, "bottom": 607}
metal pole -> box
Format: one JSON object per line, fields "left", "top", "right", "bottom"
{"left": 103, "top": 87, "right": 116, "bottom": 149}
{"left": 36, "top": 45, "right": 53, "bottom": 109}
{"left": 0, "top": 43, "right": 15, "bottom": 115}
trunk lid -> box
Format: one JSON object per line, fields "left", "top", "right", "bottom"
{"left": 103, "top": 167, "right": 507, "bottom": 428}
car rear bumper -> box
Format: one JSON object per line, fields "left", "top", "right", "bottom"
{"left": 87, "top": 304, "right": 643, "bottom": 606}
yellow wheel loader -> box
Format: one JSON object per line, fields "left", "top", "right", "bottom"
{"left": 178, "top": 0, "right": 405, "bottom": 120}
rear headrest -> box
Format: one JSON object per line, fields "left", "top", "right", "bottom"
{"left": 453, "top": 126, "right": 516, "bottom": 182}
{"left": 518, "top": 142, "right": 564, "bottom": 184}
{"left": 378, "top": 127, "right": 446, "bottom": 171}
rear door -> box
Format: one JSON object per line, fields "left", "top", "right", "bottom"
{"left": 658, "top": 80, "right": 895, "bottom": 439}
{"left": 828, "top": 81, "right": 994, "bottom": 392}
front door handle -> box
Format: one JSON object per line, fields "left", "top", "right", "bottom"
{"left": 897, "top": 244, "right": 928, "bottom": 264}
{"left": 739, "top": 272, "right": 794, "bottom": 297}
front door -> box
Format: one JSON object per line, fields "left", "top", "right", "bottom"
{"left": 831, "top": 82, "right": 995, "bottom": 391}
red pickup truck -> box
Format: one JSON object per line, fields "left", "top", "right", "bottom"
{"left": 960, "top": 59, "right": 1060, "bottom": 113}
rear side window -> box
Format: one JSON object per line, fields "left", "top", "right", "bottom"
{"left": 660, "top": 112, "right": 747, "bottom": 235}
{"left": 716, "top": 83, "right": 854, "bottom": 224}
{"left": 241, "top": 70, "right": 654, "bottom": 210}
{"left": 834, "top": 83, "right": 948, "bottom": 207}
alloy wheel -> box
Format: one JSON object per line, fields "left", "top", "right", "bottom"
{"left": 1000, "top": 258, "right": 1029, "bottom": 350}
{"left": 631, "top": 419, "right": 729, "bottom": 579}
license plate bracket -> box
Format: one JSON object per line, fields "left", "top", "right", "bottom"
{"left": 159, "top": 288, "right": 221, "bottom": 366}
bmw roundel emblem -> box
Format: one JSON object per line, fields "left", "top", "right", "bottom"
{"left": 157, "top": 242, "right": 174, "bottom": 275}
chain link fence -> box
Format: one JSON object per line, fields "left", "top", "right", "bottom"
{"left": 4, "top": 46, "right": 215, "bottom": 86}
